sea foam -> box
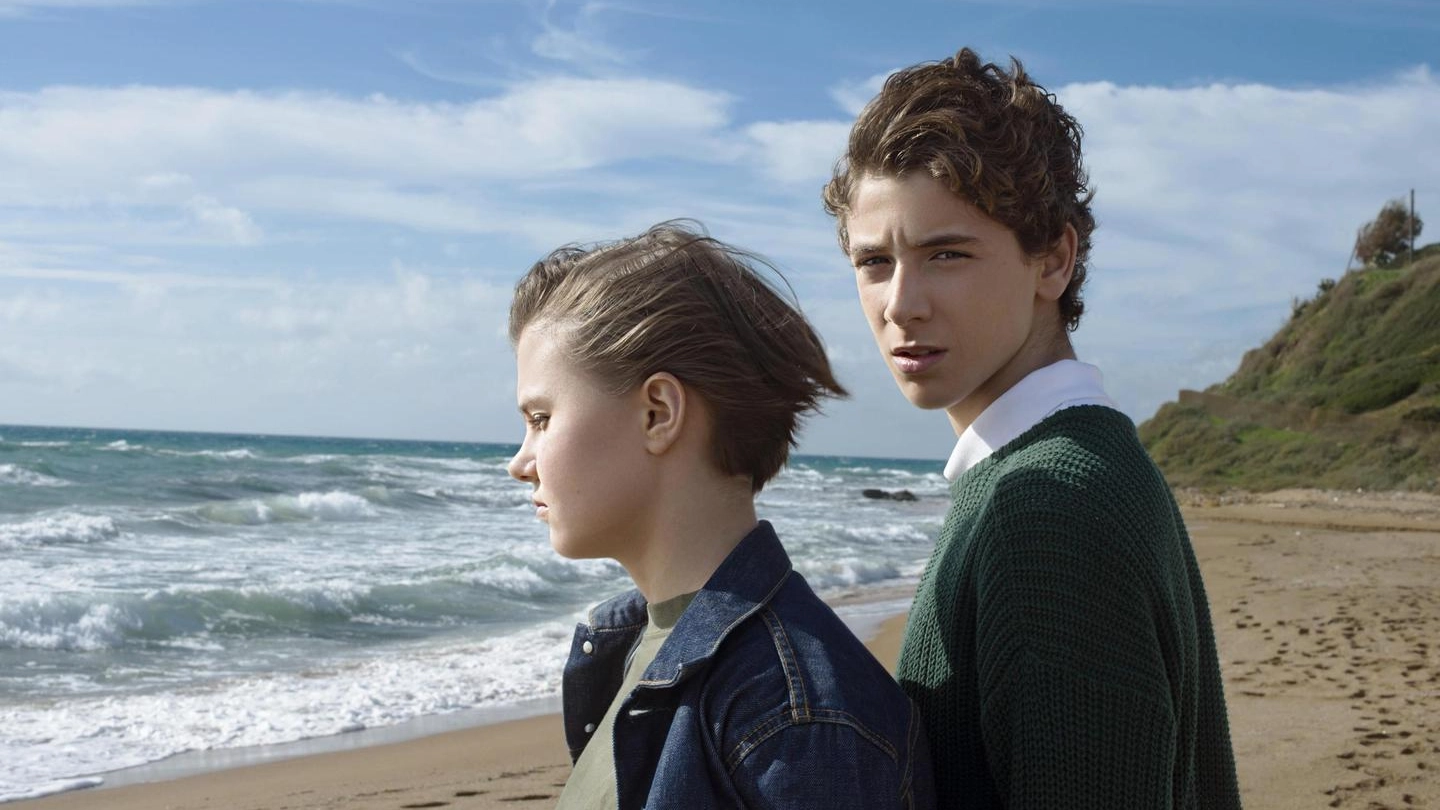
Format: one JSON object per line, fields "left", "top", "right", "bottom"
{"left": 0, "top": 621, "right": 574, "bottom": 802}
{"left": 0, "top": 514, "right": 118, "bottom": 548}
{"left": 194, "top": 490, "right": 378, "bottom": 524}
{"left": 0, "top": 601, "right": 139, "bottom": 652}
{"left": 0, "top": 464, "right": 69, "bottom": 488}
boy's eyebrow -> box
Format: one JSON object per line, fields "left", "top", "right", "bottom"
{"left": 848, "top": 232, "right": 980, "bottom": 257}
{"left": 916, "top": 232, "right": 980, "bottom": 249}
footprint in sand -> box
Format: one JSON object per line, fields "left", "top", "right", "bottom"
{"left": 399, "top": 789, "right": 492, "bottom": 808}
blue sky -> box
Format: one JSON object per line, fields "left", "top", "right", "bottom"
{"left": 2, "top": 0, "right": 1437, "bottom": 459}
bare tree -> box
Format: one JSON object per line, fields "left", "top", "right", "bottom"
{"left": 1355, "top": 198, "right": 1423, "bottom": 268}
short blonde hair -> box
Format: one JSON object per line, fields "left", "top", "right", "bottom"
{"left": 509, "top": 221, "right": 847, "bottom": 492}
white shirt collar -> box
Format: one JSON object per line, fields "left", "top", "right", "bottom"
{"left": 942, "top": 359, "right": 1122, "bottom": 481}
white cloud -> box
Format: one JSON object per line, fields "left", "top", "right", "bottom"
{"left": 0, "top": 267, "right": 517, "bottom": 439}
{"left": 4, "top": 62, "right": 1438, "bottom": 455}
{"left": 531, "top": 0, "right": 634, "bottom": 67}
{"left": 745, "top": 121, "right": 850, "bottom": 186}
{"left": 0, "top": 79, "right": 736, "bottom": 250}
{"left": 1064, "top": 66, "right": 1440, "bottom": 341}
{"left": 0, "top": 79, "right": 732, "bottom": 185}
{"left": 0, "top": 288, "right": 65, "bottom": 323}
{"left": 185, "top": 196, "right": 263, "bottom": 245}
{"left": 829, "top": 72, "right": 889, "bottom": 116}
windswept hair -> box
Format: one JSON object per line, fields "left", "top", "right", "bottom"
{"left": 822, "top": 47, "right": 1096, "bottom": 331}
{"left": 509, "top": 221, "right": 847, "bottom": 492}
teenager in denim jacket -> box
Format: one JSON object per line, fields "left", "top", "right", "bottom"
{"left": 506, "top": 222, "right": 934, "bottom": 810}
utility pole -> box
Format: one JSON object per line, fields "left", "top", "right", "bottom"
{"left": 1410, "top": 188, "right": 1416, "bottom": 266}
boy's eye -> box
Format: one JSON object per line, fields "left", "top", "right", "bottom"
{"left": 933, "top": 250, "right": 970, "bottom": 261}
{"left": 527, "top": 413, "right": 550, "bottom": 429}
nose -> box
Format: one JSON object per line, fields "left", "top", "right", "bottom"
{"left": 507, "top": 441, "right": 536, "bottom": 483}
{"left": 882, "top": 262, "right": 930, "bottom": 326}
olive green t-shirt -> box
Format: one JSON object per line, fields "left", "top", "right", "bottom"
{"left": 555, "top": 590, "right": 697, "bottom": 810}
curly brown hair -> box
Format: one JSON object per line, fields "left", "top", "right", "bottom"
{"left": 509, "top": 221, "right": 847, "bottom": 492}
{"left": 822, "top": 47, "right": 1096, "bottom": 331}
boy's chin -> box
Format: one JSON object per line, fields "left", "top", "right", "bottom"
{"left": 895, "top": 384, "right": 960, "bottom": 412}
{"left": 548, "top": 537, "right": 603, "bottom": 562}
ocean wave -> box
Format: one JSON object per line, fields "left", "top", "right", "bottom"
{"left": 0, "top": 601, "right": 141, "bottom": 651}
{"left": 416, "top": 486, "right": 533, "bottom": 508}
{"left": 0, "top": 514, "right": 119, "bottom": 548}
{"left": 372, "top": 456, "right": 499, "bottom": 473}
{"left": 287, "top": 453, "right": 343, "bottom": 464}
{"left": 0, "top": 463, "right": 70, "bottom": 488}
{"left": 796, "top": 556, "right": 906, "bottom": 590}
{"left": 826, "top": 521, "right": 936, "bottom": 546}
{"left": 836, "top": 465, "right": 946, "bottom": 482}
{"left": 775, "top": 520, "right": 937, "bottom": 580}
{"left": 0, "top": 583, "right": 367, "bottom": 652}
{"left": 0, "top": 568, "right": 581, "bottom": 654}
{"left": 194, "top": 490, "right": 379, "bottom": 525}
{"left": 459, "top": 563, "right": 554, "bottom": 598}
{"left": 772, "top": 466, "right": 845, "bottom": 486}
{"left": 0, "top": 777, "right": 106, "bottom": 804}
{"left": 157, "top": 448, "right": 257, "bottom": 460}
{"left": 486, "top": 548, "right": 623, "bottom": 586}
{"left": 0, "top": 621, "right": 574, "bottom": 801}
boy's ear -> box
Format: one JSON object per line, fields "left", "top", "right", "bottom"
{"left": 1034, "top": 223, "right": 1078, "bottom": 302}
{"left": 638, "top": 372, "right": 687, "bottom": 456}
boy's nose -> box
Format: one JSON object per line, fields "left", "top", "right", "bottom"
{"left": 883, "top": 265, "right": 930, "bottom": 326}
{"left": 507, "top": 450, "right": 536, "bottom": 482}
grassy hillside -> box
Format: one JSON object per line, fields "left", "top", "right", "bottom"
{"left": 1139, "top": 247, "right": 1440, "bottom": 493}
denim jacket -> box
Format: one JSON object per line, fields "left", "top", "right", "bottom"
{"left": 561, "top": 521, "right": 934, "bottom": 810}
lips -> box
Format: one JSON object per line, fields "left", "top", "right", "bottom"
{"left": 891, "top": 345, "right": 946, "bottom": 374}
{"left": 532, "top": 498, "right": 549, "bottom": 520}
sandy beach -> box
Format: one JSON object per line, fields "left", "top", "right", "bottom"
{"left": 20, "top": 488, "right": 1440, "bottom": 810}
{"left": 1182, "top": 489, "right": 1440, "bottom": 810}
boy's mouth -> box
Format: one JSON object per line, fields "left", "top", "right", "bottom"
{"left": 891, "top": 345, "right": 945, "bottom": 374}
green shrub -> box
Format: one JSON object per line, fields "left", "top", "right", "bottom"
{"left": 1402, "top": 405, "right": 1440, "bottom": 424}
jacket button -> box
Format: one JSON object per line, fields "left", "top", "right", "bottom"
{"left": 582, "top": 640, "right": 594, "bottom": 655}
{"left": 584, "top": 723, "right": 597, "bottom": 734}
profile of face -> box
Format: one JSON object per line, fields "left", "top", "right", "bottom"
{"left": 506, "top": 326, "right": 656, "bottom": 560}
{"left": 844, "top": 173, "right": 1074, "bottom": 431}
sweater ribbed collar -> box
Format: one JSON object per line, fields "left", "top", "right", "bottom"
{"left": 943, "top": 359, "right": 1121, "bottom": 481}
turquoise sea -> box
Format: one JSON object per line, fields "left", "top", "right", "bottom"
{"left": 0, "top": 424, "right": 946, "bottom": 801}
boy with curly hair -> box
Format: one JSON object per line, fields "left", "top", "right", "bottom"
{"left": 823, "top": 49, "right": 1242, "bottom": 809}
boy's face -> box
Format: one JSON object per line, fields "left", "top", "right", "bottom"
{"left": 507, "top": 326, "right": 655, "bottom": 560}
{"left": 845, "top": 172, "right": 1070, "bottom": 433}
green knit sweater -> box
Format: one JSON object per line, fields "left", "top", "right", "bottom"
{"left": 897, "top": 406, "right": 1241, "bottom": 809}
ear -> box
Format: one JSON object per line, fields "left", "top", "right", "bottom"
{"left": 1034, "top": 223, "right": 1078, "bottom": 302}
{"left": 637, "top": 372, "right": 687, "bottom": 456}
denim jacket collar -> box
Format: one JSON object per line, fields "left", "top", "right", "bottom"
{"left": 586, "top": 520, "right": 792, "bottom": 689}
{"left": 560, "top": 519, "right": 934, "bottom": 809}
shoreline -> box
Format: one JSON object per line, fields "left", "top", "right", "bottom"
{"left": 15, "top": 590, "right": 917, "bottom": 809}
{"left": 17, "top": 486, "right": 1440, "bottom": 809}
